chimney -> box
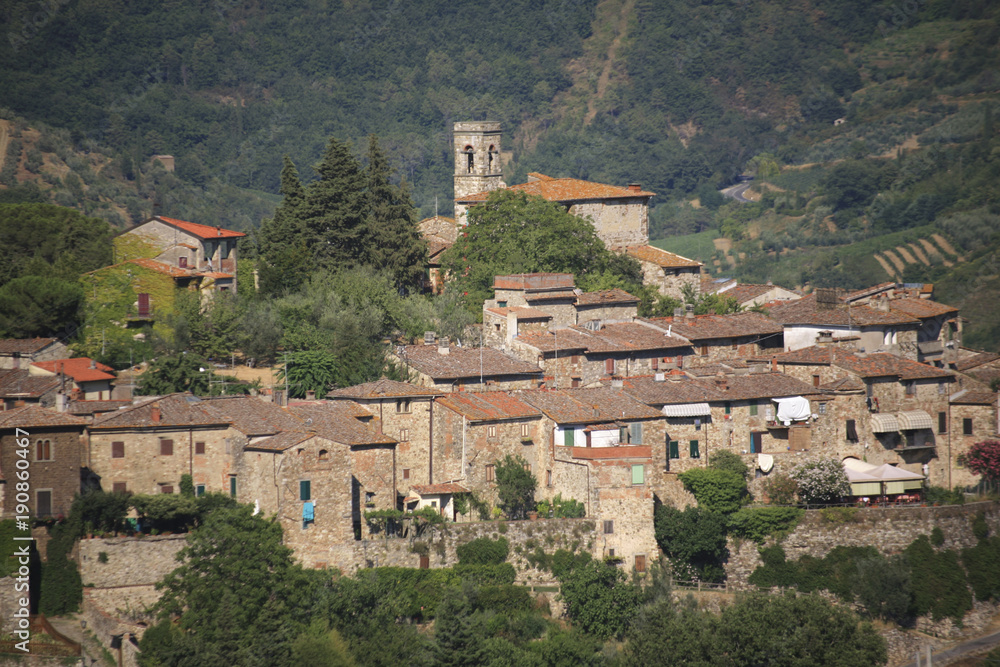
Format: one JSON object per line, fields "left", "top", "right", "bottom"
{"left": 673, "top": 307, "right": 684, "bottom": 321}
{"left": 715, "top": 372, "right": 727, "bottom": 391}
{"left": 654, "top": 372, "right": 665, "bottom": 382}
{"left": 438, "top": 336, "right": 450, "bottom": 355}
{"left": 685, "top": 304, "right": 695, "bottom": 320}
{"left": 771, "top": 356, "right": 778, "bottom": 373}
{"left": 424, "top": 331, "right": 437, "bottom": 345}
{"left": 817, "top": 331, "right": 833, "bottom": 346}
{"left": 305, "top": 390, "right": 316, "bottom": 401}
{"left": 856, "top": 347, "right": 867, "bottom": 358}
{"left": 815, "top": 288, "right": 839, "bottom": 310}
{"left": 151, "top": 405, "right": 161, "bottom": 423}
{"left": 611, "top": 378, "right": 624, "bottom": 388}
{"left": 877, "top": 298, "right": 890, "bottom": 312}
{"left": 55, "top": 392, "right": 67, "bottom": 413}
{"left": 627, "top": 183, "right": 642, "bottom": 192}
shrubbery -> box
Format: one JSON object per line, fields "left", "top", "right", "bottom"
{"left": 456, "top": 537, "right": 509, "bottom": 565}
{"left": 677, "top": 468, "right": 747, "bottom": 514}
{"left": 727, "top": 507, "right": 804, "bottom": 544}
{"left": 654, "top": 505, "right": 728, "bottom": 583}
{"left": 790, "top": 459, "right": 849, "bottom": 505}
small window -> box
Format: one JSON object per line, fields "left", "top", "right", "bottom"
{"left": 668, "top": 440, "right": 680, "bottom": 459}
{"left": 631, "top": 464, "right": 645, "bottom": 485}
{"left": 112, "top": 482, "right": 127, "bottom": 494}
{"left": 731, "top": 341, "right": 738, "bottom": 351}
{"left": 195, "top": 441, "right": 206, "bottom": 455}
{"left": 571, "top": 378, "right": 581, "bottom": 388}
{"left": 399, "top": 428, "right": 410, "bottom": 441}
{"left": 724, "top": 402, "right": 731, "bottom": 415}
{"left": 520, "top": 423, "right": 530, "bottom": 438}
{"left": 160, "top": 439, "right": 174, "bottom": 456}
{"left": 430, "top": 500, "right": 437, "bottom": 509}
{"left": 403, "top": 468, "right": 410, "bottom": 480}
{"left": 36, "top": 491, "right": 52, "bottom": 517}
{"left": 699, "top": 345, "right": 708, "bottom": 356}
{"left": 906, "top": 381, "right": 916, "bottom": 396}
{"left": 485, "top": 464, "right": 495, "bottom": 482}
{"left": 563, "top": 429, "right": 575, "bottom": 448}
{"left": 319, "top": 449, "right": 329, "bottom": 461}
{"left": 221, "top": 241, "right": 231, "bottom": 259}
{"left": 938, "top": 412, "right": 947, "bottom": 434}
{"left": 651, "top": 357, "right": 659, "bottom": 371}
{"left": 749, "top": 403, "right": 758, "bottom": 416}
{"left": 629, "top": 422, "right": 643, "bottom": 445}
{"left": 112, "top": 441, "right": 125, "bottom": 458}
{"left": 487, "top": 425, "right": 497, "bottom": 438}
{"left": 396, "top": 400, "right": 411, "bottom": 414}
{"left": 195, "top": 485, "right": 205, "bottom": 497}
{"left": 571, "top": 355, "right": 580, "bottom": 365}
{"left": 695, "top": 418, "right": 702, "bottom": 431}
{"left": 938, "top": 381, "right": 946, "bottom": 395}
{"left": 603, "top": 520, "right": 614, "bottom": 534}
{"left": 846, "top": 419, "right": 858, "bottom": 442}
{"left": 546, "top": 470, "right": 552, "bottom": 487}
{"left": 300, "top": 480, "right": 311, "bottom": 501}
{"left": 964, "top": 418, "right": 974, "bottom": 436}
{"left": 36, "top": 440, "right": 52, "bottom": 462}
{"left": 818, "top": 403, "right": 827, "bottom": 415}
{"left": 497, "top": 300, "right": 508, "bottom": 308}
{"left": 689, "top": 440, "right": 700, "bottom": 459}
{"left": 812, "top": 374, "right": 820, "bottom": 387}
{"left": 229, "top": 475, "right": 237, "bottom": 498}
{"left": 608, "top": 548, "right": 615, "bottom": 558}
{"left": 635, "top": 554, "right": 647, "bottom": 573}
{"left": 605, "top": 358, "right": 616, "bottom": 375}
{"left": 178, "top": 256, "right": 188, "bottom": 268}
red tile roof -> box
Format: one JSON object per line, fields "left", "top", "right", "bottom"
{"left": 493, "top": 273, "right": 576, "bottom": 291}
{"left": 516, "top": 329, "right": 592, "bottom": 354}
{"left": 833, "top": 353, "right": 954, "bottom": 381}
{"left": 690, "top": 372, "right": 825, "bottom": 401}
{"left": 484, "top": 307, "right": 553, "bottom": 320}
{"left": 245, "top": 431, "right": 314, "bottom": 452}
{"left": 625, "top": 245, "right": 702, "bottom": 268}
{"left": 67, "top": 400, "right": 132, "bottom": 416}
{"left": 0, "top": 338, "right": 60, "bottom": 355}
{"left": 648, "top": 312, "right": 783, "bottom": 341}
{"left": 517, "top": 387, "right": 663, "bottom": 424}
{"left": 327, "top": 378, "right": 444, "bottom": 399}
{"left": 289, "top": 402, "right": 396, "bottom": 446}
{"left": 575, "top": 289, "right": 640, "bottom": 306}
{"left": 201, "top": 395, "right": 304, "bottom": 436}
{"left": 457, "top": 174, "right": 654, "bottom": 204}
{"left": 154, "top": 216, "right": 246, "bottom": 239}
{"left": 618, "top": 374, "right": 724, "bottom": 405}
{"left": 888, "top": 298, "right": 958, "bottom": 320}
{"left": 437, "top": 392, "right": 541, "bottom": 422}
{"left": 516, "top": 322, "right": 690, "bottom": 355}
{"left": 91, "top": 393, "right": 228, "bottom": 429}
{"left": 950, "top": 390, "right": 997, "bottom": 405}
{"left": 0, "top": 405, "right": 88, "bottom": 429}
{"left": 957, "top": 351, "right": 1000, "bottom": 372}
{"left": 32, "top": 358, "right": 115, "bottom": 383}
{"left": 0, "top": 369, "right": 60, "bottom": 398}
{"left": 399, "top": 345, "right": 543, "bottom": 381}
{"left": 819, "top": 376, "right": 866, "bottom": 392}
{"left": 771, "top": 346, "right": 838, "bottom": 365}
{"left": 768, "top": 294, "right": 919, "bottom": 327}
{"left": 843, "top": 282, "right": 898, "bottom": 303}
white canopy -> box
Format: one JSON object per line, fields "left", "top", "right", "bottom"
{"left": 773, "top": 396, "right": 811, "bottom": 423}
{"left": 662, "top": 403, "right": 712, "bottom": 418}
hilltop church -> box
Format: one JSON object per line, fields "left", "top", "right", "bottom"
{"left": 424, "top": 121, "right": 704, "bottom": 299}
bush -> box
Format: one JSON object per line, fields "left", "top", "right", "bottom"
{"left": 962, "top": 536, "right": 1000, "bottom": 602}
{"left": 931, "top": 526, "right": 945, "bottom": 547}
{"left": 854, "top": 555, "right": 912, "bottom": 624}
{"left": 905, "top": 535, "right": 972, "bottom": 623}
{"left": 973, "top": 511, "right": 990, "bottom": 541}
{"left": 551, "top": 548, "right": 592, "bottom": 578}
{"left": 926, "top": 485, "right": 965, "bottom": 506}
{"left": 678, "top": 468, "right": 748, "bottom": 514}
{"left": 727, "top": 507, "right": 804, "bottom": 544}
{"left": 474, "top": 584, "right": 532, "bottom": 616}
{"left": 131, "top": 494, "right": 199, "bottom": 533}
{"left": 536, "top": 493, "right": 586, "bottom": 518}
{"left": 708, "top": 451, "right": 749, "bottom": 479}
{"left": 73, "top": 489, "right": 131, "bottom": 535}
{"left": 654, "top": 505, "right": 728, "bottom": 583}
{"left": 790, "top": 459, "right": 850, "bottom": 505}
{"left": 495, "top": 454, "right": 537, "bottom": 520}
{"left": 761, "top": 473, "right": 798, "bottom": 505}
{"left": 559, "top": 559, "right": 640, "bottom": 639}
{"left": 453, "top": 563, "right": 517, "bottom": 586}
{"left": 456, "top": 537, "right": 509, "bottom": 565}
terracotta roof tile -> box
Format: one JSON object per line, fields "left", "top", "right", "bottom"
{"left": 950, "top": 390, "right": 997, "bottom": 405}
{"left": 0, "top": 338, "right": 60, "bottom": 355}
{"left": 437, "top": 392, "right": 541, "bottom": 421}
{"left": 201, "top": 395, "right": 304, "bottom": 436}
{"left": 575, "top": 289, "right": 639, "bottom": 306}
{"left": 714, "top": 283, "right": 801, "bottom": 304}
{"left": 515, "top": 329, "right": 592, "bottom": 354}
{"left": 457, "top": 175, "right": 654, "bottom": 204}
{"left": 125, "top": 258, "right": 192, "bottom": 278}
{"left": 682, "top": 361, "right": 750, "bottom": 377}
{"left": 843, "top": 282, "right": 898, "bottom": 302}
{"left": 32, "top": 358, "right": 115, "bottom": 383}
{"left": 516, "top": 323, "right": 690, "bottom": 355}
{"left": 154, "top": 216, "right": 246, "bottom": 239}
{"left": 772, "top": 347, "right": 837, "bottom": 365}
{"left": 618, "top": 374, "right": 724, "bottom": 405}
{"left": 819, "top": 376, "right": 866, "bottom": 392}
{"left": 91, "top": 393, "right": 227, "bottom": 429}
{"left": 888, "top": 298, "right": 958, "bottom": 319}
{"left": 0, "top": 405, "right": 88, "bottom": 429}
{"left": 690, "top": 373, "right": 825, "bottom": 401}
{"left": 289, "top": 402, "right": 396, "bottom": 446}
{"left": 484, "top": 307, "right": 553, "bottom": 320}
{"left": 648, "top": 312, "right": 783, "bottom": 341}
{"left": 625, "top": 245, "right": 702, "bottom": 268}
{"left": 327, "top": 378, "right": 444, "bottom": 399}
{"left": 0, "top": 369, "right": 60, "bottom": 398}
{"left": 833, "top": 352, "right": 954, "bottom": 380}
{"left": 493, "top": 273, "right": 576, "bottom": 291}
{"left": 970, "top": 368, "right": 1000, "bottom": 385}
{"left": 957, "top": 352, "right": 1000, "bottom": 372}
{"left": 67, "top": 400, "right": 132, "bottom": 416}
{"left": 516, "top": 387, "right": 663, "bottom": 424}
{"left": 768, "top": 294, "right": 919, "bottom": 327}
{"left": 245, "top": 431, "right": 314, "bottom": 452}
{"left": 399, "top": 345, "right": 542, "bottom": 380}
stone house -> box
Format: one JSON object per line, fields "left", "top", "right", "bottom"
{"left": 113, "top": 215, "right": 245, "bottom": 284}
{"left": 87, "top": 393, "right": 243, "bottom": 496}
{"left": 0, "top": 368, "right": 60, "bottom": 409}
{"left": 511, "top": 321, "right": 693, "bottom": 389}
{"left": 392, "top": 342, "right": 543, "bottom": 392}
{"left": 644, "top": 311, "right": 785, "bottom": 364}
{"left": 31, "top": 358, "right": 116, "bottom": 401}
{"left": 0, "top": 338, "right": 68, "bottom": 370}
{"left": 418, "top": 216, "right": 458, "bottom": 294}
{"left": 240, "top": 401, "right": 397, "bottom": 569}
{"left": 432, "top": 391, "right": 543, "bottom": 498}
{"left": 0, "top": 406, "right": 88, "bottom": 518}
{"left": 326, "top": 378, "right": 443, "bottom": 500}
{"left": 768, "top": 292, "right": 921, "bottom": 355}
{"left": 886, "top": 298, "right": 961, "bottom": 366}
{"left": 956, "top": 349, "right": 1000, "bottom": 389}
{"left": 948, "top": 390, "right": 999, "bottom": 488}
{"left": 625, "top": 245, "right": 703, "bottom": 300}
{"left": 486, "top": 273, "right": 581, "bottom": 334}
{"left": 700, "top": 279, "right": 801, "bottom": 309}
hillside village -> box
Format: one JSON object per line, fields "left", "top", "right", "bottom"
{"left": 2, "top": 122, "right": 1000, "bottom": 665}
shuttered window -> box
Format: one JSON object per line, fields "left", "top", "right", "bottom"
{"left": 229, "top": 475, "right": 237, "bottom": 498}
{"left": 195, "top": 441, "right": 206, "bottom": 455}
{"left": 630, "top": 422, "right": 643, "bottom": 445}
{"left": 563, "top": 429, "right": 575, "bottom": 448}
{"left": 299, "top": 480, "right": 311, "bottom": 501}
{"left": 605, "top": 358, "right": 615, "bottom": 375}
{"left": 635, "top": 554, "right": 647, "bottom": 573}
{"left": 668, "top": 440, "right": 680, "bottom": 459}
{"left": 112, "top": 441, "right": 125, "bottom": 458}
{"left": 160, "top": 439, "right": 173, "bottom": 456}
{"left": 631, "top": 464, "right": 645, "bottom": 485}
{"left": 846, "top": 420, "right": 858, "bottom": 442}
{"left": 689, "top": 440, "right": 700, "bottom": 458}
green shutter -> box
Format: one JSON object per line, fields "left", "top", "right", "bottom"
{"left": 564, "top": 429, "right": 575, "bottom": 447}
{"left": 669, "top": 440, "right": 679, "bottom": 459}
{"left": 690, "top": 440, "right": 700, "bottom": 458}
{"left": 630, "top": 422, "right": 643, "bottom": 445}
{"left": 300, "top": 480, "right": 311, "bottom": 501}
{"left": 631, "top": 464, "right": 645, "bottom": 485}
{"left": 229, "top": 476, "right": 237, "bottom": 498}
{"left": 749, "top": 403, "right": 758, "bottom": 416}
{"left": 725, "top": 402, "right": 731, "bottom": 415}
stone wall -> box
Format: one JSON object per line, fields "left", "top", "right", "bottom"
{"left": 78, "top": 534, "right": 186, "bottom": 589}
{"left": 569, "top": 199, "right": 648, "bottom": 250}
{"left": 0, "top": 428, "right": 84, "bottom": 520}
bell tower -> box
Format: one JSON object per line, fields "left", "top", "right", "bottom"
{"left": 453, "top": 122, "right": 504, "bottom": 222}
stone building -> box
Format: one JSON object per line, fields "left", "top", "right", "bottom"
{"left": 768, "top": 291, "right": 921, "bottom": 355}
{"left": 0, "top": 406, "right": 87, "bottom": 518}
{"left": 625, "top": 245, "right": 703, "bottom": 299}
{"left": 0, "top": 368, "right": 60, "bottom": 409}
{"left": 418, "top": 215, "right": 459, "bottom": 294}
{"left": 391, "top": 342, "right": 543, "bottom": 392}
{"left": 0, "top": 337, "right": 68, "bottom": 370}
{"left": 30, "top": 357, "right": 116, "bottom": 401}
{"left": 644, "top": 311, "right": 784, "bottom": 364}
{"left": 700, "top": 279, "right": 801, "bottom": 309}
{"left": 452, "top": 122, "right": 505, "bottom": 205}
{"left": 887, "top": 298, "right": 961, "bottom": 366}
{"left": 948, "top": 389, "right": 999, "bottom": 488}
{"left": 326, "top": 378, "right": 443, "bottom": 499}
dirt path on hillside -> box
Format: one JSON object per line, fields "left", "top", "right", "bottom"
{"left": 895, "top": 245, "right": 918, "bottom": 265}
{"left": 932, "top": 233, "right": 963, "bottom": 259}
{"left": 882, "top": 249, "right": 907, "bottom": 273}
{"left": 0, "top": 120, "right": 8, "bottom": 171}
{"left": 874, "top": 254, "right": 897, "bottom": 277}
{"left": 215, "top": 365, "right": 280, "bottom": 387}
{"left": 585, "top": 0, "right": 634, "bottom": 124}
{"left": 908, "top": 242, "right": 931, "bottom": 265}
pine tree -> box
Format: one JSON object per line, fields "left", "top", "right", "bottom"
{"left": 362, "top": 134, "right": 427, "bottom": 290}
{"left": 302, "top": 137, "right": 367, "bottom": 271}
{"left": 259, "top": 156, "right": 311, "bottom": 294}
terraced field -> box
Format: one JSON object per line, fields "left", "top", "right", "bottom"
{"left": 873, "top": 234, "right": 963, "bottom": 280}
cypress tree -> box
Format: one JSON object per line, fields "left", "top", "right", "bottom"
{"left": 258, "top": 156, "right": 310, "bottom": 294}
{"left": 362, "top": 134, "right": 427, "bottom": 290}
{"left": 302, "top": 137, "right": 367, "bottom": 271}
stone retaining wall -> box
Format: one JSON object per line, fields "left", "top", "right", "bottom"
{"left": 78, "top": 534, "right": 186, "bottom": 589}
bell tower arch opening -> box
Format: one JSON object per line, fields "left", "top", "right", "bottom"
{"left": 453, "top": 122, "right": 505, "bottom": 222}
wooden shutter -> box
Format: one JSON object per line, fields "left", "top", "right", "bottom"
{"left": 605, "top": 358, "right": 615, "bottom": 375}
{"left": 299, "top": 480, "right": 311, "bottom": 501}
{"left": 938, "top": 412, "right": 947, "bottom": 434}
{"left": 631, "top": 464, "right": 645, "bottom": 485}
{"left": 229, "top": 475, "right": 237, "bottom": 498}
{"left": 112, "top": 482, "right": 127, "bottom": 494}
{"left": 689, "top": 440, "right": 700, "bottom": 458}
{"left": 36, "top": 491, "right": 52, "bottom": 517}
{"left": 195, "top": 441, "right": 206, "bottom": 455}
{"left": 563, "top": 429, "right": 575, "bottom": 448}
{"left": 750, "top": 432, "right": 762, "bottom": 454}
{"left": 112, "top": 441, "right": 125, "bottom": 458}
{"left": 635, "top": 554, "right": 647, "bottom": 573}
{"left": 669, "top": 440, "right": 679, "bottom": 459}
{"left": 160, "top": 439, "right": 173, "bottom": 456}
{"left": 137, "top": 293, "right": 151, "bottom": 317}
{"left": 630, "top": 422, "right": 643, "bottom": 445}
{"left": 846, "top": 420, "right": 858, "bottom": 441}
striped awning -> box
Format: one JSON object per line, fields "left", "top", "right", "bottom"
{"left": 662, "top": 403, "right": 712, "bottom": 417}
{"left": 898, "top": 410, "right": 933, "bottom": 431}
{"left": 870, "top": 413, "right": 900, "bottom": 433}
